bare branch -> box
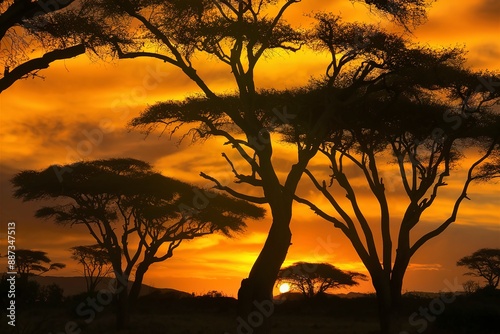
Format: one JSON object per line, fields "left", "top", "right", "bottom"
{"left": 0, "top": 44, "right": 85, "bottom": 93}
{"left": 410, "top": 139, "right": 498, "bottom": 256}
{"left": 200, "top": 171, "right": 267, "bottom": 204}
{"left": 293, "top": 194, "right": 348, "bottom": 232}
{"left": 222, "top": 152, "right": 262, "bottom": 186}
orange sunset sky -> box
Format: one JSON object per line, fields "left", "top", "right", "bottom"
{"left": 0, "top": 0, "right": 499, "bottom": 297}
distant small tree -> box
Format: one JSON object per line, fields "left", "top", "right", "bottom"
{"left": 15, "top": 249, "right": 65, "bottom": 280}
{"left": 276, "top": 262, "right": 367, "bottom": 298}
{"left": 462, "top": 280, "right": 480, "bottom": 295}
{"left": 204, "top": 290, "right": 224, "bottom": 298}
{"left": 70, "top": 245, "right": 112, "bottom": 295}
{"left": 457, "top": 248, "right": 500, "bottom": 289}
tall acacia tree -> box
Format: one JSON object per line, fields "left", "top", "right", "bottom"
{"left": 50, "top": 1, "right": 433, "bottom": 332}
{"left": 11, "top": 158, "right": 264, "bottom": 329}
{"left": 291, "top": 14, "right": 500, "bottom": 334}
{"left": 131, "top": 15, "right": 457, "bottom": 334}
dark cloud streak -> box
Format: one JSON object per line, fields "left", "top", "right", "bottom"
{"left": 473, "top": 0, "right": 500, "bottom": 21}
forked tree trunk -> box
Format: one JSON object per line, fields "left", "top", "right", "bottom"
{"left": 373, "top": 271, "right": 405, "bottom": 334}
{"left": 115, "top": 284, "right": 130, "bottom": 330}
{"left": 110, "top": 267, "right": 130, "bottom": 331}
{"left": 234, "top": 122, "right": 312, "bottom": 333}
{"left": 237, "top": 216, "right": 292, "bottom": 334}
{"left": 129, "top": 262, "right": 150, "bottom": 303}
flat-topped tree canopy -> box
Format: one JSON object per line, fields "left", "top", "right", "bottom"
{"left": 11, "top": 158, "right": 265, "bottom": 236}
{"left": 276, "top": 262, "right": 368, "bottom": 297}
{"left": 357, "top": 0, "right": 434, "bottom": 27}
{"left": 15, "top": 249, "right": 65, "bottom": 278}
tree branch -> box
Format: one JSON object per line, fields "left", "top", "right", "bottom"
{"left": 302, "top": 168, "right": 375, "bottom": 267}
{"left": 113, "top": 48, "right": 178, "bottom": 67}
{"left": 293, "top": 194, "right": 348, "bottom": 232}
{"left": 119, "top": 0, "right": 217, "bottom": 100}
{"left": 0, "top": 43, "right": 85, "bottom": 93}
{"left": 328, "top": 151, "right": 379, "bottom": 262}
{"left": 199, "top": 172, "right": 267, "bottom": 204}
{"left": 410, "top": 139, "right": 498, "bottom": 256}
{"left": 222, "top": 152, "right": 262, "bottom": 186}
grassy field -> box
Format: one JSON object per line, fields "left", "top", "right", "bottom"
{"left": 0, "top": 309, "right": 386, "bottom": 334}
{"left": 1, "top": 291, "right": 499, "bottom": 334}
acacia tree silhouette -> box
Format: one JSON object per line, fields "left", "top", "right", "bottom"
{"left": 70, "top": 245, "right": 113, "bottom": 295}
{"left": 11, "top": 158, "right": 264, "bottom": 329}
{"left": 457, "top": 248, "right": 500, "bottom": 289}
{"left": 289, "top": 15, "right": 500, "bottom": 334}
{"left": 41, "top": 1, "right": 433, "bottom": 332}
{"left": 130, "top": 14, "right": 475, "bottom": 333}
{"left": 276, "top": 262, "right": 367, "bottom": 298}
{"left": 15, "top": 249, "right": 65, "bottom": 280}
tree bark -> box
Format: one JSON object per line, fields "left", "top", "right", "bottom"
{"left": 373, "top": 271, "right": 406, "bottom": 334}
{"left": 237, "top": 216, "right": 292, "bottom": 334}
{"left": 115, "top": 275, "right": 130, "bottom": 330}
{"left": 129, "top": 261, "right": 150, "bottom": 303}
{"left": 374, "top": 277, "right": 393, "bottom": 334}
{"left": 110, "top": 256, "right": 130, "bottom": 331}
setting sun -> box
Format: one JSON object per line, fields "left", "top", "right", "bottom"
{"left": 279, "top": 283, "right": 291, "bottom": 294}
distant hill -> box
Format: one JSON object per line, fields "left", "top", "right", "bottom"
{"left": 402, "top": 291, "right": 464, "bottom": 298}
{"left": 275, "top": 291, "right": 462, "bottom": 300}
{"left": 6, "top": 274, "right": 461, "bottom": 300}
{"left": 274, "top": 291, "right": 374, "bottom": 301}
{"left": 333, "top": 292, "right": 375, "bottom": 299}
{"left": 143, "top": 287, "right": 193, "bottom": 300}
{"left": 8, "top": 275, "right": 190, "bottom": 298}
{"left": 274, "top": 291, "right": 304, "bottom": 301}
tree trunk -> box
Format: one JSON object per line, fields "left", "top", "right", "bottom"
{"left": 115, "top": 276, "right": 130, "bottom": 330}
{"left": 375, "top": 281, "right": 392, "bottom": 334}
{"left": 373, "top": 273, "right": 405, "bottom": 334}
{"left": 129, "top": 262, "right": 150, "bottom": 303}
{"left": 109, "top": 268, "right": 130, "bottom": 331}
{"left": 389, "top": 261, "right": 406, "bottom": 333}
{"left": 237, "top": 219, "right": 292, "bottom": 334}
{"left": 235, "top": 128, "right": 311, "bottom": 333}
{"left": 372, "top": 273, "right": 397, "bottom": 334}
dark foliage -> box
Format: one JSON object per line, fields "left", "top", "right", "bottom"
{"left": 276, "top": 262, "right": 367, "bottom": 297}
{"left": 457, "top": 248, "right": 500, "bottom": 288}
